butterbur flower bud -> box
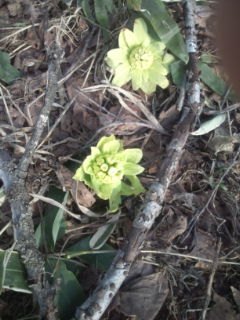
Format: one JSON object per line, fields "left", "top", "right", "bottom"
{"left": 105, "top": 18, "right": 174, "bottom": 94}
{"left": 73, "top": 135, "right": 145, "bottom": 212}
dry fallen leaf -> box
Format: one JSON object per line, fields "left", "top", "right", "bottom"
{"left": 157, "top": 208, "right": 187, "bottom": 243}
{"left": 117, "top": 271, "right": 169, "bottom": 320}
{"left": 56, "top": 165, "right": 95, "bottom": 208}
{"left": 190, "top": 229, "right": 216, "bottom": 269}
{"left": 207, "top": 292, "right": 238, "bottom": 320}
{"left": 231, "top": 286, "right": 240, "bottom": 310}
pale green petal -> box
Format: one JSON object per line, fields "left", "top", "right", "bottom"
{"left": 73, "top": 166, "right": 84, "bottom": 181}
{"left": 74, "top": 168, "right": 94, "bottom": 189}
{"left": 102, "top": 140, "right": 122, "bottom": 154}
{"left": 90, "top": 146, "right": 101, "bottom": 157}
{"left": 91, "top": 176, "right": 104, "bottom": 199}
{"left": 97, "top": 136, "right": 115, "bottom": 152}
{"left": 122, "top": 149, "right": 143, "bottom": 163}
{"left": 133, "top": 18, "right": 151, "bottom": 45}
{"left": 163, "top": 53, "right": 174, "bottom": 66}
{"left": 123, "top": 162, "right": 144, "bottom": 175}
{"left": 156, "top": 74, "right": 169, "bottom": 89}
{"left": 150, "top": 41, "right": 166, "bottom": 55}
{"left": 131, "top": 69, "right": 143, "bottom": 91}
{"left": 150, "top": 62, "right": 168, "bottom": 76}
{"left": 140, "top": 75, "right": 157, "bottom": 94}
{"left": 99, "top": 183, "right": 116, "bottom": 199}
{"left": 119, "top": 28, "right": 139, "bottom": 49}
{"left": 112, "top": 63, "right": 131, "bottom": 87}
{"left": 82, "top": 155, "right": 94, "bottom": 174}
{"left": 105, "top": 48, "right": 128, "bottom": 69}
{"left": 114, "top": 151, "right": 127, "bottom": 163}
{"left": 83, "top": 173, "right": 94, "bottom": 189}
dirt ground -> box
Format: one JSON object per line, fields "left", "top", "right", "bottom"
{"left": 0, "top": 1, "right": 240, "bottom": 320}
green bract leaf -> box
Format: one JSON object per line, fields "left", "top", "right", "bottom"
{"left": 126, "top": 175, "right": 145, "bottom": 195}
{"left": 122, "top": 148, "right": 143, "bottom": 163}
{"left": 96, "top": 135, "right": 116, "bottom": 151}
{"left": 102, "top": 139, "right": 122, "bottom": 154}
{"left": 73, "top": 136, "right": 145, "bottom": 212}
{"left": 105, "top": 18, "right": 174, "bottom": 94}
{"left": 123, "top": 162, "right": 144, "bottom": 175}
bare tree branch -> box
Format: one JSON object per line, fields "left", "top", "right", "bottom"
{"left": 72, "top": 1, "right": 200, "bottom": 319}
{"left": 0, "top": 42, "right": 62, "bottom": 320}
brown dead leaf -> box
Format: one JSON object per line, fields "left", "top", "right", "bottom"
{"left": 7, "top": 1, "right": 22, "bottom": 17}
{"left": 117, "top": 271, "right": 169, "bottom": 320}
{"left": 56, "top": 165, "right": 95, "bottom": 208}
{"left": 207, "top": 292, "right": 239, "bottom": 320}
{"left": 190, "top": 229, "right": 216, "bottom": 269}
{"left": 231, "top": 286, "right": 240, "bottom": 311}
{"left": 65, "top": 77, "right": 101, "bottom": 132}
{"left": 157, "top": 208, "right": 187, "bottom": 243}
{"left": 99, "top": 104, "right": 141, "bottom": 135}
{"left": 196, "top": 4, "right": 213, "bottom": 30}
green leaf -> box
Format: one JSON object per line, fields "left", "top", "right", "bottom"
{"left": 52, "top": 192, "right": 68, "bottom": 246}
{"left": 126, "top": 175, "right": 145, "bottom": 195}
{"left": 121, "top": 181, "right": 135, "bottom": 196}
{"left": 141, "top": 0, "right": 188, "bottom": 63}
{"left": 108, "top": 184, "right": 121, "bottom": 212}
{"left": 191, "top": 114, "right": 226, "bottom": 136}
{"left": 200, "top": 54, "right": 216, "bottom": 64}
{"left": 127, "top": 0, "right": 142, "bottom": 10}
{"left": 0, "top": 250, "right": 31, "bottom": 294}
{"left": 199, "top": 63, "right": 237, "bottom": 102}
{"left": 82, "top": 0, "right": 94, "bottom": 21}
{"left": 123, "top": 162, "right": 144, "bottom": 175}
{"left": 0, "top": 51, "right": 21, "bottom": 84}
{"left": 35, "top": 187, "right": 67, "bottom": 250}
{"left": 89, "top": 212, "right": 120, "bottom": 249}
{"left": 65, "top": 236, "right": 116, "bottom": 271}
{"left": 94, "top": 0, "right": 114, "bottom": 29}
{"left": 170, "top": 60, "right": 186, "bottom": 87}
{"left": 47, "top": 260, "right": 85, "bottom": 320}
{"left": 122, "top": 149, "right": 143, "bottom": 164}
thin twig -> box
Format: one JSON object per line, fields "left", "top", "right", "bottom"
{"left": 141, "top": 249, "right": 240, "bottom": 266}
{"left": 72, "top": 1, "right": 200, "bottom": 319}
{"left": 181, "top": 144, "right": 240, "bottom": 242}
{"left": 201, "top": 240, "right": 222, "bottom": 320}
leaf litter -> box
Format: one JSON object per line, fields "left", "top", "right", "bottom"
{"left": 0, "top": 0, "right": 240, "bottom": 320}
